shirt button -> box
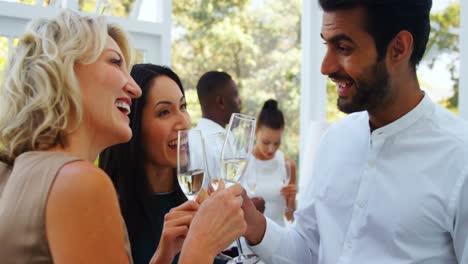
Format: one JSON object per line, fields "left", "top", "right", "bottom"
{"left": 356, "top": 201, "right": 365, "bottom": 208}
{"left": 368, "top": 160, "right": 375, "bottom": 167}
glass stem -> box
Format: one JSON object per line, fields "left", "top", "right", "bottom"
{"left": 236, "top": 238, "right": 246, "bottom": 258}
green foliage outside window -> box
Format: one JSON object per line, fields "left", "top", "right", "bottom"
{"left": 173, "top": 0, "right": 302, "bottom": 160}
{"left": 78, "top": 0, "right": 135, "bottom": 17}
{"left": 2, "top": 0, "right": 462, "bottom": 161}
{"left": 0, "top": 36, "right": 8, "bottom": 85}
{"left": 428, "top": 2, "right": 460, "bottom": 110}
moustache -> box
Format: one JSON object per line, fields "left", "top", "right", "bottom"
{"left": 329, "top": 72, "right": 353, "bottom": 82}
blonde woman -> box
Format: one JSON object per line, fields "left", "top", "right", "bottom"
{"left": 0, "top": 10, "right": 245, "bottom": 264}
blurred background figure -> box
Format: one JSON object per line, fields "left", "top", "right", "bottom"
{"left": 195, "top": 71, "right": 242, "bottom": 135}
{"left": 244, "top": 99, "right": 297, "bottom": 226}
{"left": 195, "top": 71, "right": 241, "bottom": 192}
{"left": 195, "top": 71, "right": 263, "bottom": 259}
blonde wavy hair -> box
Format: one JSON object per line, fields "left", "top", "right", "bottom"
{"left": 0, "top": 10, "right": 133, "bottom": 165}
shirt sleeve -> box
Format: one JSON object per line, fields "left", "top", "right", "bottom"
{"left": 247, "top": 123, "right": 331, "bottom": 263}
{"left": 248, "top": 198, "right": 320, "bottom": 264}
{"left": 451, "top": 168, "right": 468, "bottom": 262}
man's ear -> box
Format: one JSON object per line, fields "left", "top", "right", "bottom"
{"left": 216, "top": 95, "right": 225, "bottom": 110}
{"left": 387, "top": 30, "right": 413, "bottom": 68}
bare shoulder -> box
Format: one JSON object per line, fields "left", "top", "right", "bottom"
{"left": 49, "top": 160, "right": 116, "bottom": 203}
{"left": 46, "top": 160, "right": 128, "bottom": 263}
{"left": 284, "top": 157, "right": 297, "bottom": 183}
{"left": 47, "top": 160, "right": 120, "bottom": 228}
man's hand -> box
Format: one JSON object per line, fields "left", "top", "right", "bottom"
{"left": 241, "top": 189, "right": 267, "bottom": 246}
{"left": 251, "top": 196, "right": 265, "bottom": 213}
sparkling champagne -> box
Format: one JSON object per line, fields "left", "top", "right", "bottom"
{"left": 222, "top": 158, "right": 248, "bottom": 185}
{"left": 178, "top": 169, "right": 204, "bottom": 196}
{"left": 249, "top": 183, "right": 257, "bottom": 192}
{"left": 211, "top": 178, "right": 220, "bottom": 190}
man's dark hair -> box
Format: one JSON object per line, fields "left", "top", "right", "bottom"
{"left": 319, "top": 0, "right": 432, "bottom": 69}
{"left": 196, "top": 71, "right": 233, "bottom": 102}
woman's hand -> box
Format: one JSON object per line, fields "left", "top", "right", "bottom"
{"left": 281, "top": 184, "right": 297, "bottom": 221}
{"left": 280, "top": 184, "right": 297, "bottom": 201}
{"left": 178, "top": 184, "right": 246, "bottom": 263}
{"left": 150, "top": 201, "right": 199, "bottom": 264}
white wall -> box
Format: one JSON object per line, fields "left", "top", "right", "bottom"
{"left": 299, "top": 0, "right": 327, "bottom": 184}
{"left": 459, "top": 2, "right": 468, "bottom": 121}
{"left": 0, "top": 0, "right": 171, "bottom": 65}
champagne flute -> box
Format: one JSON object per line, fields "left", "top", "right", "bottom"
{"left": 177, "top": 129, "right": 205, "bottom": 201}
{"left": 283, "top": 161, "right": 291, "bottom": 186}
{"left": 244, "top": 159, "right": 257, "bottom": 196}
{"left": 202, "top": 131, "right": 225, "bottom": 191}
{"left": 221, "top": 114, "right": 255, "bottom": 186}
{"left": 221, "top": 113, "right": 259, "bottom": 264}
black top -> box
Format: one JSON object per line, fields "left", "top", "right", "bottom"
{"left": 129, "top": 189, "right": 227, "bottom": 264}
{"left": 131, "top": 191, "right": 180, "bottom": 264}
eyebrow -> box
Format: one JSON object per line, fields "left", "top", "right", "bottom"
{"left": 320, "top": 33, "right": 355, "bottom": 44}
{"left": 104, "top": 48, "right": 123, "bottom": 59}
{"left": 153, "top": 95, "right": 186, "bottom": 109}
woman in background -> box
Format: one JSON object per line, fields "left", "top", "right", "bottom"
{"left": 245, "top": 99, "right": 297, "bottom": 225}
{"left": 0, "top": 10, "right": 245, "bottom": 264}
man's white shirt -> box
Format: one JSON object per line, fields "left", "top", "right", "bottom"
{"left": 250, "top": 94, "right": 468, "bottom": 264}
{"left": 195, "top": 118, "right": 225, "bottom": 136}
{"left": 195, "top": 118, "right": 226, "bottom": 188}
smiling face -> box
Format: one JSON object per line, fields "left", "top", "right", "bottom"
{"left": 321, "top": 7, "right": 392, "bottom": 114}
{"left": 141, "top": 75, "right": 191, "bottom": 168}
{"left": 254, "top": 126, "right": 283, "bottom": 160}
{"left": 75, "top": 36, "right": 141, "bottom": 149}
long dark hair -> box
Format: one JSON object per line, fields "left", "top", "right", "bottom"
{"left": 99, "top": 64, "right": 186, "bottom": 240}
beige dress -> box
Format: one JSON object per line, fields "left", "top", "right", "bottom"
{"left": 0, "top": 151, "right": 133, "bottom": 263}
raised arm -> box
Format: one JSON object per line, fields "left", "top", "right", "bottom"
{"left": 150, "top": 201, "right": 200, "bottom": 264}
{"left": 242, "top": 188, "right": 320, "bottom": 263}
{"left": 178, "top": 184, "right": 247, "bottom": 264}
{"left": 281, "top": 158, "right": 297, "bottom": 221}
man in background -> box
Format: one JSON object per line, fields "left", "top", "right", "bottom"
{"left": 196, "top": 71, "right": 265, "bottom": 259}
{"left": 195, "top": 71, "right": 242, "bottom": 135}
{"left": 195, "top": 70, "right": 265, "bottom": 210}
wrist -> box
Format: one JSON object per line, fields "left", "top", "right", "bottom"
{"left": 179, "top": 238, "right": 215, "bottom": 264}
{"left": 244, "top": 210, "right": 267, "bottom": 245}
{"left": 150, "top": 246, "right": 173, "bottom": 264}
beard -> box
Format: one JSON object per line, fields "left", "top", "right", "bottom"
{"left": 335, "top": 59, "right": 391, "bottom": 114}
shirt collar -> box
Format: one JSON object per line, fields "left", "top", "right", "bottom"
{"left": 370, "top": 92, "right": 434, "bottom": 138}
{"left": 196, "top": 118, "right": 225, "bottom": 133}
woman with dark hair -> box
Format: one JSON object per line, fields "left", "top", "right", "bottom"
{"left": 99, "top": 64, "right": 230, "bottom": 264}
{"left": 244, "top": 99, "right": 297, "bottom": 226}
